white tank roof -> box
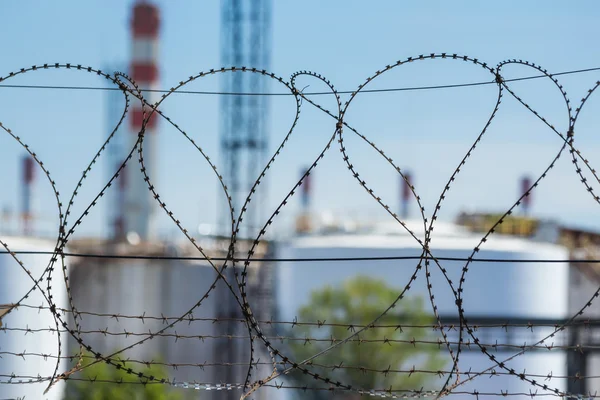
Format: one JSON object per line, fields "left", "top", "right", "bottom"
{"left": 0, "top": 235, "right": 59, "bottom": 250}
{"left": 368, "top": 219, "right": 471, "bottom": 237}
{"left": 292, "top": 220, "right": 567, "bottom": 255}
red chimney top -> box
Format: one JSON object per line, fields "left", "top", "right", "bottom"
{"left": 23, "top": 156, "right": 35, "bottom": 184}
{"left": 132, "top": 2, "right": 160, "bottom": 37}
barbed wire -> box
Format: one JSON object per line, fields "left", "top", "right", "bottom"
{"left": 0, "top": 328, "right": 582, "bottom": 350}
{"left": 2, "top": 54, "right": 600, "bottom": 400}
{"left": 2, "top": 352, "right": 598, "bottom": 380}
{"left": 9, "top": 303, "right": 596, "bottom": 329}
{"left": 3, "top": 374, "right": 597, "bottom": 400}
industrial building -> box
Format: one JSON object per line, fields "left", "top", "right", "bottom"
{"left": 64, "top": 237, "right": 275, "bottom": 400}
{"left": 275, "top": 220, "right": 571, "bottom": 398}
{"left": 4, "top": 152, "right": 600, "bottom": 399}
{"left": 272, "top": 174, "right": 600, "bottom": 399}
{"left": 0, "top": 152, "right": 275, "bottom": 400}
{"left": 0, "top": 237, "right": 275, "bottom": 400}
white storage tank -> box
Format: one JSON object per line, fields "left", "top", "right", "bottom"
{"left": 0, "top": 236, "right": 69, "bottom": 400}
{"left": 274, "top": 220, "right": 570, "bottom": 398}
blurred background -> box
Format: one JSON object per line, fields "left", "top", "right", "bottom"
{"left": 1, "top": 1, "right": 600, "bottom": 399}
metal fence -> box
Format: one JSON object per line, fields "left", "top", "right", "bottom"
{"left": 1, "top": 55, "right": 600, "bottom": 400}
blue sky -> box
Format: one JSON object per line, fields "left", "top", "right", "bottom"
{"left": 1, "top": 1, "right": 600, "bottom": 240}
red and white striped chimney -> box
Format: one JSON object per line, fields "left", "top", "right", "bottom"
{"left": 21, "top": 155, "right": 35, "bottom": 236}
{"left": 125, "top": 1, "right": 160, "bottom": 241}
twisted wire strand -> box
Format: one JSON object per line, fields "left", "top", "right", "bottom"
{"left": 5, "top": 250, "right": 600, "bottom": 263}
{"left": 0, "top": 328, "right": 580, "bottom": 349}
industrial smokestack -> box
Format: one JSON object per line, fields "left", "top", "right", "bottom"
{"left": 124, "top": 1, "right": 160, "bottom": 241}
{"left": 105, "top": 62, "right": 127, "bottom": 242}
{"left": 296, "top": 167, "right": 312, "bottom": 234}
{"left": 114, "top": 160, "right": 127, "bottom": 240}
{"left": 401, "top": 171, "right": 412, "bottom": 220}
{"left": 520, "top": 175, "right": 532, "bottom": 216}
{"left": 21, "top": 155, "right": 35, "bottom": 236}
{"left": 301, "top": 167, "right": 311, "bottom": 210}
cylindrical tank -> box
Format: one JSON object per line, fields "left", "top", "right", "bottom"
{"left": 0, "top": 237, "right": 68, "bottom": 400}
{"left": 66, "top": 252, "right": 228, "bottom": 400}
{"left": 274, "top": 220, "right": 570, "bottom": 398}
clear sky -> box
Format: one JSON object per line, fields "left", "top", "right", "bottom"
{"left": 1, "top": 1, "right": 600, "bottom": 240}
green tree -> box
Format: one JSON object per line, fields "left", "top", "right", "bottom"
{"left": 63, "top": 351, "right": 190, "bottom": 400}
{"left": 284, "top": 275, "right": 447, "bottom": 399}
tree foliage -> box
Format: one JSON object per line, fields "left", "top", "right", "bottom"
{"left": 63, "top": 351, "right": 189, "bottom": 400}
{"left": 284, "top": 275, "right": 447, "bottom": 399}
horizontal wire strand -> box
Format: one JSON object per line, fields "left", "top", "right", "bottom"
{"left": 0, "top": 249, "right": 598, "bottom": 263}
{"left": 0, "top": 66, "right": 598, "bottom": 96}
